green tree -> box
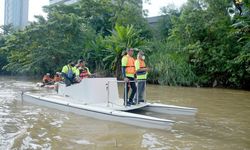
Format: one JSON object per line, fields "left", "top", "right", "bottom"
{"left": 1, "top": 13, "right": 95, "bottom": 74}
{"left": 103, "top": 24, "right": 144, "bottom": 77}
{"left": 45, "top": 0, "right": 151, "bottom": 37}
{"left": 165, "top": 0, "right": 235, "bottom": 87}
{"left": 146, "top": 40, "right": 197, "bottom": 86}
{"left": 0, "top": 24, "right": 15, "bottom": 35}
{"left": 228, "top": 1, "right": 250, "bottom": 88}
{"left": 83, "top": 35, "right": 108, "bottom": 75}
{"left": 0, "top": 24, "right": 16, "bottom": 74}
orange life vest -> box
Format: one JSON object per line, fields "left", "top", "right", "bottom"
{"left": 53, "top": 75, "right": 62, "bottom": 82}
{"left": 125, "top": 55, "right": 135, "bottom": 74}
{"left": 139, "top": 59, "right": 146, "bottom": 68}
{"left": 43, "top": 75, "right": 52, "bottom": 82}
{"left": 136, "top": 59, "right": 146, "bottom": 75}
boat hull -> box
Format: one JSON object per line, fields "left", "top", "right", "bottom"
{"left": 140, "top": 103, "right": 197, "bottom": 116}
{"left": 22, "top": 93, "right": 174, "bottom": 130}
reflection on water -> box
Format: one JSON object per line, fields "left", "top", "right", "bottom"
{"left": 0, "top": 76, "right": 250, "bottom": 149}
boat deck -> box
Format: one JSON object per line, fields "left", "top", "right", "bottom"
{"left": 29, "top": 92, "right": 148, "bottom": 111}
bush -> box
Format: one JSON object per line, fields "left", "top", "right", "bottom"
{"left": 147, "top": 41, "right": 197, "bottom": 86}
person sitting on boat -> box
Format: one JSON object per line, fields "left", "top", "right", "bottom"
{"left": 135, "top": 51, "right": 149, "bottom": 103}
{"left": 76, "top": 59, "right": 84, "bottom": 68}
{"left": 77, "top": 60, "right": 91, "bottom": 79}
{"left": 72, "top": 62, "right": 82, "bottom": 83}
{"left": 53, "top": 72, "right": 62, "bottom": 82}
{"left": 121, "top": 48, "right": 137, "bottom": 106}
{"left": 80, "top": 67, "right": 91, "bottom": 79}
{"left": 42, "top": 73, "right": 54, "bottom": 86}
{"left": 61, "top": 60, "right": 77, "bottom": 86}
{"left": 79, "top": 67, "right": 91, "bottom": 79}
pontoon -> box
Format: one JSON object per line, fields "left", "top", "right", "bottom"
{"left": 22, "top": 78, "right": 197, "bottom": 130}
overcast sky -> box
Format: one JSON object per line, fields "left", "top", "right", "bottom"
{"left": 0, "top": 0, "right": 187, "bottom": 26}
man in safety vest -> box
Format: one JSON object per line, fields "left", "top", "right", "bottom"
{"left": 61, "top": 60, "right": 77, "bottom": 86}
{"left": 135, "top": 51, "right": 149, "bottom": 103}
{"left": 121, "top": 48, "right": 137, "bottom": 105}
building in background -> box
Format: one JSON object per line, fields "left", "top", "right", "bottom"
{"left": 146, "top": 16, "right": 163, "bottom": 27}
{"left": 4, "top": 0, "right": 29, "bottom": 29}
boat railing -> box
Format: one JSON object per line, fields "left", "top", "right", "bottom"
{"left": 106, "top": 80, "right": 147, "bottom": 107}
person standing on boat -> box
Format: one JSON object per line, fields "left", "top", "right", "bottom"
{"left": 135, "top": 51, "right": 149, "bottom": 103}
{"left": 61, "top": 60, "right": 77, "bottom": 86}
{"left": 121, "top": 48, "right": 137, "bottom": 105}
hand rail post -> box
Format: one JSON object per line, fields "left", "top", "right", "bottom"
{"left": 136, "top": 80, "right": 139, "bottom": 105}
{"left": 124, "top": 81, "right": 127, "bottom": 107}
{"left": 145, "top": 81, "right": 147, "bottom": 103}
{"left": 106, "top": 81, "right": 110, "bottom": 107}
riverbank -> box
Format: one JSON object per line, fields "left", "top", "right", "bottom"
{"left": 1, "top": 74, "right": 249, "bottom": 91}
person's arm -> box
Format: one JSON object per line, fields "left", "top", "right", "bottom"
{"left": 135, "top": 60, "right": 140, "bottom": 72}
{"left": 135, "top": 60, "right": 148, "bottom": 73}
{"left": 53, "top": 76, "right": 57, "bottom": 82}
{"left": 42, "top": 76, "right": 46, "bottom": 82}
{"left": 122, "top": 67, "right": 126, "bottom": 78}
{"left": 74, "top": 68, "right": 80, "bottom": 76}
{"left": 86, "top": 67, "right": 91, "bottom": 75}
{"left": 121, "top": 56, "right": 128, "bottom": 79}
{"left": 137, "top": 68, "right": 148, "bottom": 72}
{"left": 61, "top": 66, "right": 67, "bottom": 74}
{"left": 49, "top": 77, "right": 53, "bottom": 82}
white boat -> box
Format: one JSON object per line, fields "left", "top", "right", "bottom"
{"left": 22, "top": 78, "right": 197, "bottom": 130}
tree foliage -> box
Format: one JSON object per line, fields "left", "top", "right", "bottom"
{"left": 103, "top": 24, "right": 145, "bottom": 77}
{"left": 0, "top": 0, "right": 249, "bottom": 89}
{"left": 0, "top": 0, "right": 148, "bottom": 75}
{"left": 147, "top": 40, "right": 197, "bottom": 86}
{"left": 1, "top": 14, "right": 94, "bottom": 74}
{"left": 161, "top": 0, "right": 250, "bottom": 88}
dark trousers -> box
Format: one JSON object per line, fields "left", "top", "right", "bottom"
{"left": 236, "top": 4, "right": 242, "bottom": 15}
{"left": 136, "top": 80, "right": 146, "bottom": 102}
{"left": 124, "top": 77, "right": 137, "bottom": 104}
{"left": 61, "top": 73, "right": 74, "bottom": 86}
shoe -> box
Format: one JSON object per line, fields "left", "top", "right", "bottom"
{"left": 139, "top": 100, "right": 145, "bottom": 103}
{"left": 128, "top": 100, "right": 136, "bottom": 105}
{"left": 126, "top": 101, "right": 131, "bottom": 106}
{"left": 131, "top": 102, "right": 136, "bottom": 105}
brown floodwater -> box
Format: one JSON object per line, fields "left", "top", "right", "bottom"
{"left": 0, "top": 76, "right": 250, "bottom": 150}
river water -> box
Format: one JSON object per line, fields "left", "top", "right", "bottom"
{"left": 0, "top": 77, "right": 250, "bottom": 150}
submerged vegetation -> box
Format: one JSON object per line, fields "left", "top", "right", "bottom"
{"left": 0, "top": 0, "right": 249, "bottom": 89}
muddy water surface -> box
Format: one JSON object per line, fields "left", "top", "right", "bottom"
{"left": 0, "top": 77, "right": 250, "bottom": 149}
